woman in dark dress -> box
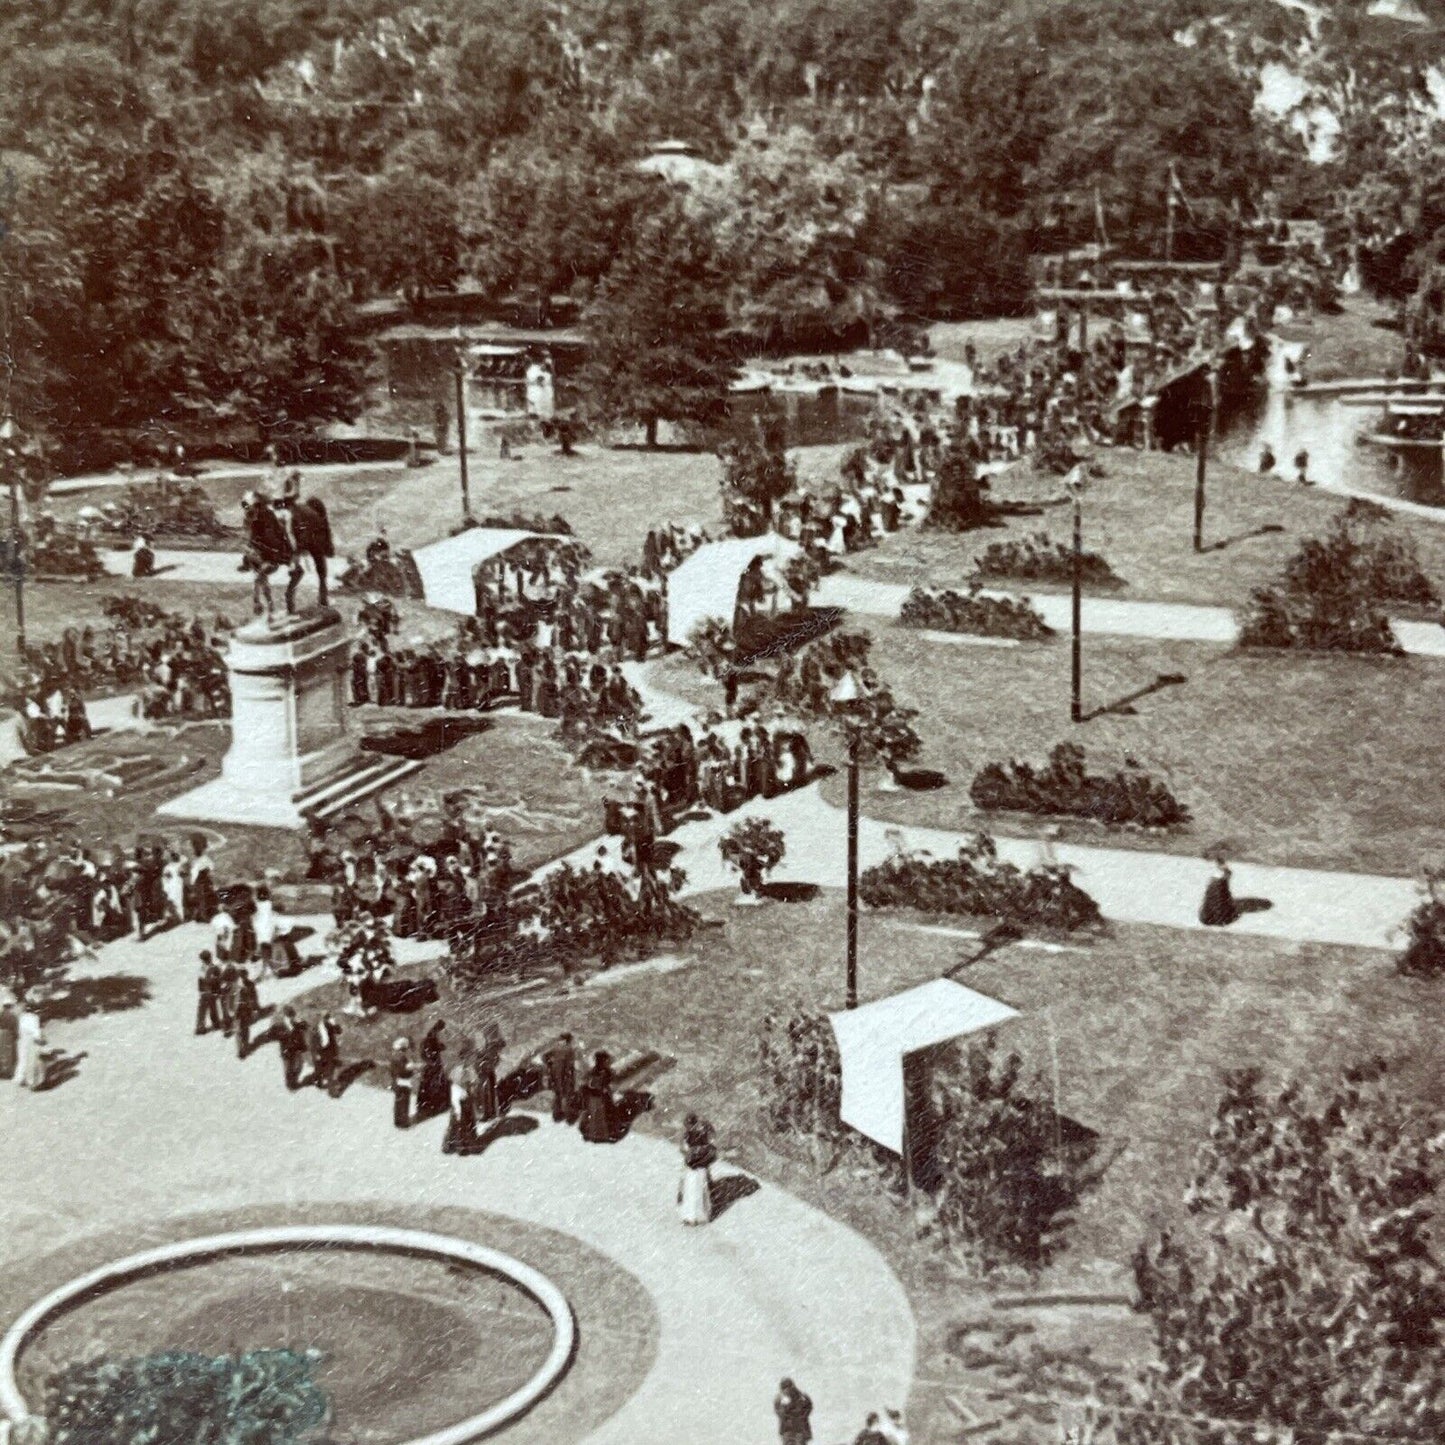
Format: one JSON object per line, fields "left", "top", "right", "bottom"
{"left": 390, "top": 1040, "right": 416, "bottom": 1128}
{"left": 1199, "top": 859, "right": 1238, "bottom": 927}
{"left": 578, "top": 1051, "right": 615, "bottom": 1143}
{"left": 418, "top": 1020, "right": 449, "bottom": 1117}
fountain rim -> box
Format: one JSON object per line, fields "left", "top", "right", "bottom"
{"left": 0, "top": 1223, "right": 577, "bottom": 1445}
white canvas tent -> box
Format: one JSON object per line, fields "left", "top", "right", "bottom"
{"left": 409, "top": 528, "right": 540, "bottom": 615}
{"left": 665, "top": 533, "right": 803, "bottom": 648}
{"left": 828, "top": 979, "right": 1019, "bottom": 1154}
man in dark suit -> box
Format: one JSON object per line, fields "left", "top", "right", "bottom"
{"left": 277, "top": 1006, "right": 308, "bottom": 1090}
{"left": 310, "top": 1013, "right": 341, "bottom": 1096}
{"left": 233, "top": 970, "right": 260, "bottom": 1059}
{"left": 541, "top": 1032, "right": 579, "bottom": 1124}
{"left": 216, "top": 960, "right": 239, "bottom": 1036}
{"left": 194, "top": 951, "right": 220, "bottom": 1036}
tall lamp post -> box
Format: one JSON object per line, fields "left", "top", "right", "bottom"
{"left": 1, "top": 415, "right": 23, "bottom": 655}
{"left": 831, "top": 670, "right": 865, "bottom": 1010}
{"left": 454, "top": 348, "right": 472, "bottom": 527}
{"left": 1193, "top": 364, "right": 1215, "bottom": 554}
{"left": 1065, "top": 465, "right": 1088, "bottom": 724}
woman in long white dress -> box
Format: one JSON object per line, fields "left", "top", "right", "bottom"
{"left": 161, "top": 850, "right": 186, "bottom": 926}
{"left": 678, "top": 1113, "right": 716, "bottom": 1226}
{"left": 16, "top": 1003, "right": 45, "bottom": 1091}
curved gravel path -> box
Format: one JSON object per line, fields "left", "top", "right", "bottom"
{"left": 0, "top": 925, "right": 915, "bottom": 1445}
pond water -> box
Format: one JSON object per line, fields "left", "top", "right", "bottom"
{"left": 1215, "top": 388, "right": 1445, "bottom": 507}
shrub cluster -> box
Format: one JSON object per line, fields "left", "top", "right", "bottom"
{"left": 449, "top": 860, "right": 699, "bottom": 981}
{"left": 970, "top": 742, "right": 1189, "bottom": 828}
{"left": 1397, "top": 867, "right": 1445, "bottom": 977}
{"left": 473, "top": 511, "right": 574, "bottom": 536}
{"left": 899, "top": 584, "right": 1053, "bottom": 640}
{"left": 925, "top": 1038, "right": 1100, "bottom": 1268}
{"left": 1239, "top": 514, "right": 1430, "bottom": 653}
{"left": 718, "top": 816, "right": 786, "bottom": 894}
{"left": 109, "top": 479, "right": 227, "bottom": 540}
{"left": 971, "top": 530, "right": 1120, "bottom": 587}
{"left": 860, "top": 834, "right": 1102, "bottom": 933}
{"left": 924, "top": 434, "right": 994, "bottom": 532}
{"left": 29, "top": 528, "right": 105, "bottom": 581}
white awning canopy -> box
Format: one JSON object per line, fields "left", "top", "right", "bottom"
{"left": 409, "top": 528, "right": 541, "bottom": 614}
{"left": 665, "top": 533, "right": 803, "bottom": 648}
{"left": 829, "top": 979, "right": 1019, "bottom": 1154}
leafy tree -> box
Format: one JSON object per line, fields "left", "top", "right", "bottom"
{"left": 45, "top": 1349, "right": 330, "bottom": 1445}
{"left": 719, "top": 816, "right": 786, "bottom": 896}
{"left": 925, "top": 430, "right": 993, "bottom": 532}
{"left": 924, "top": 1035, "right": 1099, "bottom": 1269}
{"left": 8, "top": 127, "right": 226, "bottom": 440}
{"left": 461, "top": 127, "right": 639, "bottom": 323}
{"left": 332, "top": 169, "right": 461, "bottom": 307}
{"left": 199, "top": 174, "right": 375, "bottom": 443}
{"left": 758, "top": 1007, "right": 848, "bottom": 1168}
{"left": 691, "top": 126, "right": 888, "bottom": 350}
{"left": 718, "top": 408, "right": 795, "bottom": 537}
{"left": 579, "top": 200, "right": 737, "bottom": 446}
{"left": 1123, "top": 1060, "right": 1445, "bottom": 1445}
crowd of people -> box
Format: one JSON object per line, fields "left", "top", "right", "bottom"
{"left": 348, "top": 619, "right": 647, "bottom": 738}
{"left": 10, "top": 610, "right": 230, "bottom": 754}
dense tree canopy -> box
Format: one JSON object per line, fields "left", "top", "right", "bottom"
{"left": 1124, "top": 1060, "right": 1445, "bottom": 1445}
{"left": 5, "top": 0, "right": 1445, "bottom": 451}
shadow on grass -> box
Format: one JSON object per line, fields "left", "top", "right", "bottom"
{"left": 42, "top": 974, "right": 151, "bottom": 1024}
{"left": 946, "top": 923, "right": 1023, "bottom": 978}
{"left": 1200, "top": 522, "right": 1286, "bottom": 554}
{"left": 759, "top": 881, "right": 821, "bottom": 903}
{"left": 1082, "top": 671, "right": 1187, "bottom": 722}
{"left": 456, "top": 1110, "right": 541, "bottom": 1157}
{"left": 711, "top": 1172, "right": 761, "bottom": 1219}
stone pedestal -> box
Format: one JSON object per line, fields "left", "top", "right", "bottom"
{"left": 159, "top": 608, "right": 419, "bottom": 829}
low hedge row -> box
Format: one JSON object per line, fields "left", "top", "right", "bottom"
{"left": 859, "top": 834, "right": 1102, "bottom": 934}
{"left": 899, "top": 585, "right": 1053, "bottom": 641}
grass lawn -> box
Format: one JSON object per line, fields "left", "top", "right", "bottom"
{"left": 1293, "top": 294, "right": 1404, "bottom": 382}
{"left": 816, "top": 620, "right": 1445, "bottom": 876}
{"left": 0, "top": 1201, "right": 657, "bottom": 1445}
{"left": 284, "top": 886, "right": 1434, "bottom": 1440}
{"left": 2, "top": 706, "right": 613, "bottom": 886}
{"left": 846, "top": 447, "right": 1445, "bottom": 610}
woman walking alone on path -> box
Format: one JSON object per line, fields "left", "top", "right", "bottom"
{"left": 678, "top": 1113, "right": 717, "bottom": 1226}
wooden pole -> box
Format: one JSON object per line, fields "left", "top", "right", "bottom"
{"left": 455, "top": 362, "right": 471, "bottom": 524}
{"left": 845, "top": 728, "right": 860, "bottom": 1009}
{"left": 1070, "top": 493, "right": 1082, "bottom": 724}
{"left": 1193, "top": 368, "right": 1212, "bottom": 553}
{"left": 5, "top": 448, "right": 22, "bottom": 655}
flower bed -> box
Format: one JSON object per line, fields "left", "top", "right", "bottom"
{"left": 970, "top": 742, "right": 1189, "bottom": 828}
{"left": 899, "top": 585, "right": 1053, "bottom": 641}
{"left": 971, "top": 531, "right": 1121, "bottom": 588}
{"left": 859, "top": 834, "right": 1102, "bottom": 934}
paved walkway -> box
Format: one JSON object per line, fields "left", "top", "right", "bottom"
{"left": 51, "top": 458, "right": 405, "bottom": 498}
{"left": 0, "top": 925, "right": 914, "bottom": 1445}
{"left": 0, "top": 694, "right": 145, "bottom": 768}
{"left": 565, "top": 783, "right": 1417, "bottom": 952}
{"left": 814, "top": 573, "right": 1445, "bottom": 657}
{"left": 98, "top": 548, "right": 249, "bottom": 585}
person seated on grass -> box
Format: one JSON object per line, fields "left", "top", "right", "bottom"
{"left": 131, "top": 535, "right": 156, "bottom": 579}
